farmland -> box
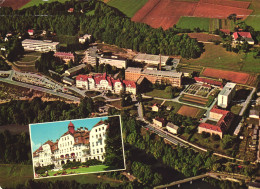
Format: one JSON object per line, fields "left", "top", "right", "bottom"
{"left": 180, "top": 43, "right": 260, "bottom": 74}
{"left": 243, "top": 0, "right": 260, "bottom": 31}
{"left": 176, "top": 17, "right": 210, "bottom": 31}
{"left": 0, "top": 0, "right": 30, "bottom": 10}
{"left": 132, "top": 0, "right": 253, "bottom": 30}
{"left": 107, "top": 0, "right": 148, "bottom": 18}
{"left": 20, "top": 0, "right": 69, "bottom": 9}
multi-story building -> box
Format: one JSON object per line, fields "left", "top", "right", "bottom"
{"left": 54, "top": 52, "right": 75, "bottom": 62}
{"left": 217, "top": 82, "right": 236, "bottom": 108}
{"left": 76, "top": 73, "right": 136, "bottom": 94}
{"left": 33, "top": 120, "right": 108, "bottom": 167}
{"left": 198, "top": 107, "right": 234, "bottom": 138}
{"left": 99, "top": 57, "right": 127, "bottom": 69}
{"left": 125, "top": 67, "right": 182, "bottom": 87}
{"left": 22, "top": 39, "right": 60, "bottom": 52}
{"left": 133, "top": 53, "right": 169, "bottom": 66}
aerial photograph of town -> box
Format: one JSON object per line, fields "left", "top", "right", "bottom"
{"left": 0, "top": 0, "right": 259, "bottom": 188}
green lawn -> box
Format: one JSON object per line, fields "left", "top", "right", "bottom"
{"left": 107, "top": 0, "right": 148, "bottom": 18}
{"left": 86, "top": 10, "right": 95, "bottom": 16}
{"left": 48, "top": 165, "right": 110, "bottom": 176}
{"left": 177, "top": 17, "right": 210, "bottom": 32}
{"left": 144, "top": 89, "right": 173, "bottom": 99}
{"left": 163, "top": 101, "right": 182, "bottom": 113}
{"left": 0, "top": 164, "right": 121, "bottom": 188}
{"left": 231, "top": 105, "right": 243, "bottom": 115}
{"left": 181, "top": 43, "right": 260, "bottom": 73}
{"left": 243, "top": 0, "right": 260, "bottom": 31}
{"left": 21, "top": 0, "right": 69, "bottom": 9}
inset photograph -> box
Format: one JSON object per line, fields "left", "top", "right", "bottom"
{"left": 29, "top": 115, "right": 125, "bottom": 179}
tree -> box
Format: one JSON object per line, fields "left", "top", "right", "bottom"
{"left": 221, "top": 135, "right": 234, "bottom": 149}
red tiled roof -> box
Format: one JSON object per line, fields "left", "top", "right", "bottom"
{"left": 68, "top": 121, "right": 74, "bottom": 127}
{"left": 76, "top": 75, "right": 92, "bottom": 81}
{"left": 233, "top": 32, "right": 252, "bottom": 40}
{"left": 194, "top": 77, "right": 222, "bottom": 86}
{"left": 28, "top": 29, "right": 34, "bottom": 33}
{"left": 210, "top": 106, "right": 229, "bottom": 116}
{"left": 54, "top": 52, "right": 74, "bottom": 57}
{"left": 111, "top": 78, "right": 123, "bottom": 86}
{"left": 93, "top": 120, "right": 105, "bottom": 128}
{"left": 68, "top": 8, "right": 74, "bottom": 12}
{"left": 155, "top": 117, "right": 165, "bottom": 123}
{"left": 220, "top": 29, "right": 230, "bottom": 35}
{"left": 123, "top": 80, "right": 136, "bottom": 88}
{"left": 199, "top": 123, "right": 222, "bottom": 132}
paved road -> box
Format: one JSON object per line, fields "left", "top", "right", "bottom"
{"left": 239, "top": 87, "right": 256, "bottom": 116}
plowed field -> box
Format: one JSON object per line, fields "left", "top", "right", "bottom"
{"left": 0, "top": 0, "right": 31, "bottom": 10}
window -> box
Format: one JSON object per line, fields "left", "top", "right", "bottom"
{"left": 76, "top": 152, "right": 78, "bottom": 156}
{"left": 71, "top": 141, "right": 72, "bottom": 145}
{"left": 100, "top": 140, "right": 102, "bottom": 145}
{"left": 102, "top": 127, "right": 104, "bottom": 130}
{"left": 92, "top": 142, "right": 94, "bottom": 147}
{"left": 79, "top": 152, "right": 81, "bottom": 156}
{"left": 96, "top": 135, "right": 98, "bottom": 138}
{"left": 97, "top": 149, "right": 99, "bottom": 153}
{"left": 96, "top": 142, "right": 98, "bottom": 146}
{"left": 99, "top": 134, "right": 101, "bottom": 138}
{"left": 93, "top": 149, "right": 95, "bottom": 154}
{"left": 68, "top": 142, "right": 69, "bottom": 145}
{"left": 99, "top": 128, "right": 101, "bottom": 131}
{"left": 101, "top": 148, "right": 103, "bottom": 153}
{"left": 95, "top": 129, "right": 97, "bottom": 132}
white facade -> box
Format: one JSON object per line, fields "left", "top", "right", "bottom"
{"left": 89, "top": 123, "right": 107, "bottom": 161}
{"left": 33, "top": 121, "right": 108, "bottom": 167}
{"left": 99, "top": 57, "right": 127, "bottom": 69}
{"left": 22, "top": 39, "right": 60, "bottom": 52}
{"left": 217, "top": 82, "right": 236, "bottom": 108}
{"left": 166, "top": 123, "right": 178, "bottom": 134}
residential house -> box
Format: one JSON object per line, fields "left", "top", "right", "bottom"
{"left": 153, "top": 117, "right": 166, "bottom": 127}
{"left": 152, "top": 103, "right": 160, "bottom": 112}
{"left": 233, "top": 32, "right": 254, "bottom": 45}
{"left": 166, "top": 122, "right": 179, "bottom": 134}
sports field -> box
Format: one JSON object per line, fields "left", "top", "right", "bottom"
{"left": 177, "top": 105, "right": 203, "bottom": 118}
{"left": 20, "top": 0, "right": 69, "bottom": 9}
{"left": 108, "top": 0, "right": 148, "bottom": 18}
{"left": 176, "top": 17, "right": 210, "bottom": 31}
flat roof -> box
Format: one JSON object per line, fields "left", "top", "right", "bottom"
{"left": 219, "top": 82, "right": 236, "bottom": 96}
{"left": 22, "top": 39, "right": 59, "bottom": 46}
{"left": 125, "top": 67, "right": 142, "bottom": 73}
{"left": 142, "top": 69, "right": 182, "bottom": 78}
{"left": 134, "top": 53, "right": 169, "bottom": 63}
{"left": 66, "top": 64, "right": 86, "bottom": 73}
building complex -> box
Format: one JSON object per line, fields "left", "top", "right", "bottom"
{"left": 22, "top": 39, "right": 60, "bottom": 52}
{"left": 33, "top": 121, "right": 108, "bottom": 167}
{"left": 125, "top": 67, "right": 182, "bottom": 87}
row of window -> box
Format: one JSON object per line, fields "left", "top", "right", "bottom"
{"left": 60, "top": 141, "right": 73, "bottom": 148}
{"left": 92, "top": 140, "right": 102, "bottom": 147}
{"left": 55, "top": 146, "right": 83, "bottom": 154}
{"left": 93, "top": 148, "right": 104, "bottom": 154}
{"left": 92, "top": 133, "right": 105, "bottom": 139}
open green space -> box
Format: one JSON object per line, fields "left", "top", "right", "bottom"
{"left": 243, "top": 0, "right": 260, "bottom": 31}
{"left": 181, "top": 43, "right": 260, "bottom": 73}
{"left": 0, "top": 164, "right": 121, "bottom": 188}
{"left": 144, "top": 89, "right": 173, "bottom": 99}
{"left": 19, "top": 55, "right": 39, "bottom": 62}
{"left": 48, "top": 165, "right": 110, "bottom": 176}
{"left": 231, "top": 105, "right": 243, "bottom": 115}
{"left": 107, "top": 0, "right": 148, "bottom": 18}
{"left": 21, "top": 0, "right": 69, "bottom": 9}
{"left": 86, "top": 10, "right": 95, "bottom": 16}
{"left": 177, "top": 17, "right": 210, "bottom": 32}
{"left": 163, "top": 101, "right": 182, "bottom": 113}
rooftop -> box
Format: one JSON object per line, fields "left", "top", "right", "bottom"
{"left": 66, "top": 64, "right": 86, "bottom": 73}
{"left": 219, "top": 82, "right": 236, "bottom": 96}
{"left": 125, "top": 67, "right": 143, "bottom": 73}
{"left": 134, "top": 53, "right": 169, "bottom": 63}
{"left": 22, "top": 39, "right": 59, "bottom": 46}
{"left": 142, "top": 69, "right": 182, "bottom": 78}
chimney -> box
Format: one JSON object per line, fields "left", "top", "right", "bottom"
{"left": 159, "top": 54, "right": 161, "bottom": 71}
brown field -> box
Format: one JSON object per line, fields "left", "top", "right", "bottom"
{"left": 193, "top": 2, "right": 253, "bottom": 20}
{"left": 132, "top": 0, "right": 252, "bottom": 30}
{"left": 188, "top": 33, "right": 221, "bottom": 42}
{"left": 1, "top": 0, "right": 31, "bottom": 10}
{"left": 132, "top": 0, "right": 197, "bottom": 30}
{"left": 202, "top": 68, "right": 253, "bottom": 85}
{"left": 182, "top": 94, "right": 208, "bottom": 105}
{"left": 177, "top": 105, "right": 200, "bottom": 118}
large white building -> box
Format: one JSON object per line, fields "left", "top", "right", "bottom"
{"left": 33, "top": 121, "right": 108, "bottom": 167}
{"left": 133, "top": 53, "right": 169, "bottom": 66}
{"left": 217, "top": 82, "right": 236, "bottom": 108}
{"left": 99, "top": 57, "right": 127, "bottom": 69}
{"left": 76, "top": 73, "right": 137, "bottom": 94}
{"left": 22, "top": 39, "right": 60, "bottom": 52}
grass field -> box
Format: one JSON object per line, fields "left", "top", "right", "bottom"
{"left": 21, "top": 0, "right": 69, "bottom": 9}
{"left": 107, "top": 0, "right": 148, "bottom": 17}
{"left": 48, "top": 165, "right": 110, "bottom": 176}
{"left": 243, "top": 0, "right": 260, "bottom": 31}
{"left": 177, "top": 17, "right": 210, "bottom": 31}
{"left": 144, "top": 89, "right": 173, "bottom": 99}
{"left": 0, "top": 164, "right": 121, "bottom": 188}
{"left": 181, "top": 43, "right": 260, "bottom": 73}
{"left": 163, "top": 101, "right": 182, "bottom": 113}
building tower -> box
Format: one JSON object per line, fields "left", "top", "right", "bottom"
{"left": 68, "top": 121, "right": 75, "bottom": 134}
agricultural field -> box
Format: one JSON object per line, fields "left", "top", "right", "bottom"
{"left": 187, "top": 33, "right": 221, "bottom": 42}
{"left": 176, "top": 17, "right": 210, "bottom": 31}
{"left": 243, "top": 0, "right": 260, "bottom": 31}
{"left": 181, "top": 43, "right": 260, "bottom": 75}
{"left": 107, "top": 0, "right": 148, "bottom": 18}
{"left": 20, "top": 0, "right": 69, "bottom": 9}
{"left": 0, "top": 0, "right": 30, "bottom": 10}
{"left": 179, "top": 94, "right": 208, "bottom": 106}
{"left": 132, "top": 0, "right": 253, "bottom": 30}
{"left": 177, "top": 105, "right": 204, "bottom": 118}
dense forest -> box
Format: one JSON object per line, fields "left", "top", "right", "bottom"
{"left": 0, "top": 1, "right": 203, "bottom": 59}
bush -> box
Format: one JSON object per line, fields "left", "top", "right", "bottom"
{"left": 83, "top": 159, "right": 102, "bottom": 166}
{"left": 35, "top": 164, "right": 55, "bottom": 174}
{"left": 212, "top": 134, "right": 220, "bottom": 141}
{"left": 201, "top": 131, "right": 210, "bottom": 138}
